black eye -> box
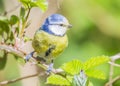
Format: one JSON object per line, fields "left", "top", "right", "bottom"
{"left": 59, "top": 24, "right": 64, "bottom": 26}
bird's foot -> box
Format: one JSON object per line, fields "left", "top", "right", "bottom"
{"left": 25, "top": 51, "right": 35, "bottom": 62}
{"left": 46, "top": 62, "right": 54, "bottom": 74}
{"left": 46, "top": 60, "right": 54, "bottom": 74}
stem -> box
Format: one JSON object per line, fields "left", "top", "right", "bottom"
{"left": 20, "top": 7, "right": 31, "bottom": 38}
{"left": 108, "top": 61, "right": 120, "bottom": 67}
{"left": 0, "top": 44, "right": 63, "bottom": 73}
{"left": 105, "top": 53, "right": 120, "bottom": 86}
{"left": 25, "top": 8, "right": 31, "bottom": 22}
{"left": 109, "top": 60, "right": 114, "bottom": 86}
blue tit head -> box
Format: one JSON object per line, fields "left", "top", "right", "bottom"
{"left": 41, "top": 14, "right": 72, "bottom": 36}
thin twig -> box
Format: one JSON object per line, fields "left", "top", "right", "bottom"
{"left": 0, "top": 73, "right": 40, "bottom": 86}
{"left": 105, "top": 76, "right": 120, "bottom": 86}
{"left": 0, "top": 67, "right": 63, "bottom": 86}
{"left": 106, "top": 53, "right": 120, "bottom": 86}
{"left": 20, "top": 6, "right": 31, "bottom": 38}
{"left": 108, "top": 61, "right": 120, "bottom": 67}
{"left": 109, "top": 60, "right": 114, "bottom": 86}
{"left": 110, "top": 53, "right": 120, "bottom": 61}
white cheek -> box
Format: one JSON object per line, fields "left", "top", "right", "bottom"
{"left": 49, "top": 25, "right": 67, "bottom": 36}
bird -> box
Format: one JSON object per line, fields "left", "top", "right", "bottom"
{"left": 25, "top": 14, "right": 72, "bottom": 72}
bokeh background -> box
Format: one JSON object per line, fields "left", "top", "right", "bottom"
{"left": 0, "top": 0, "right": 120, "bottom": 86}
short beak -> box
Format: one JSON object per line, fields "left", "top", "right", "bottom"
{"left": 68, "top": 24, "right": 72, "bottom": 28}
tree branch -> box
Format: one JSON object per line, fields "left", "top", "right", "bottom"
{"left": 108, "top": 61, "right": 120, "bottom": 67}
{"left": 0, "top": 66, "right": 63, "bottom": 86}
{"left": 0, "top": 73, "right": 40, "bottom": 85}
{"left": 0, "top": 43, "right": 64, "bottom": 85}
{"left": 109, "top": 60, "right": 114, "bottom": 86}
{"left": 0, "top": 44, "right": 25, "bottom": 58}
{"left": 110, "top": 53, "right": 120, "bottom": 61}
{"left": 20, "top": 6, "right": 31, "bottom": 38}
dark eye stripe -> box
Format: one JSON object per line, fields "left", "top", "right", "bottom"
{"left": 59, "top": 24, "right": 64, "bottom": 26}
{"left": 45, "top": 24, "right": 70, "bottom": 28}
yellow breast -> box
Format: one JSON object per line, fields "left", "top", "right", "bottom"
{"left": 32, "top": 30, "right": 68, "bottom": 58}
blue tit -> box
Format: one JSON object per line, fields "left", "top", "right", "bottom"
{"left": 25, "top": 14, "right": 72, "bottom": 71}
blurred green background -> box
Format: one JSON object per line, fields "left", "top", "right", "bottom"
{"left": 55, "top": 0, "right": 120, "bottom": 86}
{"left": 0, "top": 0, "right": 120, "bottom": 86}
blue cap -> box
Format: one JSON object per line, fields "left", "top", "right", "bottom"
{"left": 43, "top": 14, "right": 68, "bottom": 25}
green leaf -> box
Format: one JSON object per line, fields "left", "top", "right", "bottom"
{"left": 88, "top": 81, "right": 94, "bottom": 86}
{"left": 19, "top": 0, "right": 29, "bottom": 8}
{"left": 19, "top": 0, "right": 48, "bottom": 11}
{"left": 20, "top": 7, "right": 26, "bottom": 18}
{"left": 46, "top": 74, "right": 70, "bottom": 86}
{"left": 61, "top": 60, "right": 83, "bottom": 75}
{"left": 8, "top": 32, "right": 14, "bottom": 44}
{"left": 19, "top": 0, "right": 30, "bottom": 4}
{"left": 1, "top": 14, "right": 18, "bottom": 43}
{"left": 83, "top": 56, "right": 109, "bottom": 70}
{"left": 10, "top": 15, "right": 19, "bottom": 25}
{"left": 66, "top": 75, "right": 73, "bottom": 83}
{"left": 0, "top": 16, "right": 8, "bottom": 22}
{"left": 0, "top": 19, "right": 10, "bottom": 35}
{"left": 0, "top": 51, "right": 7, "bottom": 70}
{"left": 86, "top": 69, "right": 106, "bottom": 79}
{"left": 34, "top": 0, "right": 48, "bottom": 11}
{"left": 15, "top": 27, "right": 20, "bottom": 35}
